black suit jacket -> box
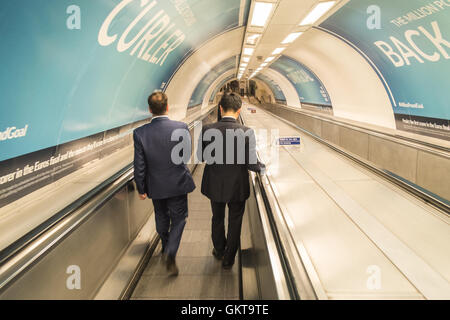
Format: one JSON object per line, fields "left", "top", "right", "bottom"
{"left": 198, "top": 117, "right": 264, "bottom": 203}
{"left": 133, "top": 117, "right": 195, "bottom": 200}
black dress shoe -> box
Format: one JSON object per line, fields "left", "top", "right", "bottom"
{"left": 222, "top": 261, "right": 234, "bottom": 270}
{"left": 212, "top": 248, "right": 224, "bottom": 260}
{"left": 166, "top": 256, "right": 179, "bottom": 276}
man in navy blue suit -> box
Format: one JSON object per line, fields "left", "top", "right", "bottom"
{"left": 133, "top": 92, "right": 195, "bottom": 276}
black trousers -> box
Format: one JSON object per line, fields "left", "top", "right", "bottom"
{"left": 210, "top": 200, "right": 246, "bottom": 264}
{"left": 152, "top": 194, "right": 188, "bottom": 259}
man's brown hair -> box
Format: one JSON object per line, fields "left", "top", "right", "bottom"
{"left": 148, "top": 91, "right": 168, "bottom": 116}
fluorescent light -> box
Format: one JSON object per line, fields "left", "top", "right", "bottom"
{"left": 243, "top": 47, "right": 254, "bottom": 55}
{"left": 240, "top": 63, "right": 248, "bottom": 67}
{"left": 282, "top": 32, "right": 303, "bottom": 44}
{"left": 251, "top": 2, "right": 274, "bottom": 27}
{"left": 265, "top": 56, "right": 275, "bottom": 62}
{"left": 299, "top": 1, "right": 336, "bottom": 26}
{"left": 247, "top": 34, "right": 261, "bottom": 45}
{"left": 242, "top": 57, "right": 250, "bottom": 62}
{"left": 261, "top": 63, "right": 267, "bottom": 67}
{"left": 272, "top": 47, "right": 285, "bottom": 55}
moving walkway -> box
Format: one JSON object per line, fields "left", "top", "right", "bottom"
{"left": 0, "top": 103, "right": 448, "bottom": 300}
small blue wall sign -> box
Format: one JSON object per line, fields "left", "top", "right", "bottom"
{"left": 279, "top": 137, "right": 301, "bottom": 145}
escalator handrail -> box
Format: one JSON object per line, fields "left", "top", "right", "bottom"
{"left": 248, "top": 171, "right": 292, "bottom": 300}
{"left": 0, "top": 106, "right": 217, "bottom": 292}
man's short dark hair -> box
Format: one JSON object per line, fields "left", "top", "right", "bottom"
{"left": 148, "top": 91, "right": 168, "bottom": 115}
{"left": 219, "top": 92, "right": 242, "bottom": 113}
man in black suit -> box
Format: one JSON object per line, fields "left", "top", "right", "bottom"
{"left": 198, "top": 93, "right": 265, "bottom": 269}
{"left": 133, "top": 92, "right": 195, "bottom": 276}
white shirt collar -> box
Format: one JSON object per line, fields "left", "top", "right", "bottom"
{"left": 222, "top": 116, "right": 236, "bottom": 120}
{"left": 151, "top": 115, "right": 169, "bottom": 120}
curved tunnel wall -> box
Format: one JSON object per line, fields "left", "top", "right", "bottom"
{"left": 269, "top": 55, "right": 333, "bottom": 109}
{"left": 260, "top": 68, "right": 301, "bottom": 109}
{"left": 208, "top": 74, "right": 236, "bottom": 104}
{"left": 283, "top": 28, "right": 396, "bottom": 129}
{"left": 0, "top": 0, "right": 245, "bottom": 163}
{"left": 319, "top": 0, "right": 450, "bottom": 140}
{"left": 252, "top": 78, "right": 276, "bottom": 104}
{"left": 255, "top": 73, "right": 287, "bottom": 105}
{"left": 202, "top": 70, "right": 237, "bottom": 108}
{"left": 188, "top": 56, "right": 237, "bottom": 109}
{"left": 0, "top": 0, "right": 248, "bottom": 210}
{"left": 165, "top": 27, "right": 245, "bottom": 119}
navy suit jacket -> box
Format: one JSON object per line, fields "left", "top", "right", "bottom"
{"left": 133, "top": 117, "right": 195, "bottom": 200}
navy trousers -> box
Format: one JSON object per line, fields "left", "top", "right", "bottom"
{"left": 152, "top": 194, "right": 188, "bottom": 259}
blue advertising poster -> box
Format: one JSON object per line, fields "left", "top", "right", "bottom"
{"left": 0, "top": 0, "right": 247, "bottom": 208}
{"left": 209, "top": 75, "right": 235, "bottom": 102}
{"left": 0, "top": 0, "right": 244, "bottom": 163}
{"left": 320, "top": 0, "right": 450, "bottom": 139}
{"left": 188, "top": 56, "right": 237, "bottom": 108}
{"left": 269, "top": 55, "right": 332, "bottom": 108}
{"left": 255, "top": 73, "right": 287, "bottom": 104}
